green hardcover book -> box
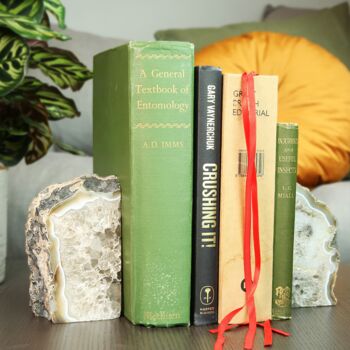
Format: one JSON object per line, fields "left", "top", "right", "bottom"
{"left": 93, "top": 41, "right": 194, "bottom": 326}
{"left": 272, "top": 123, "right": 299, "bottom": 320}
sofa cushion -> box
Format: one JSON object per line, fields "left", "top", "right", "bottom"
{"left": 8, "top": 153, "right": 92, "bottom": 257}
{"left": 30, "top": 27, "right": 127, "bottom": 156}
{"left": 263, "top": 5, "right": 318, "bottom": 21}
{"left": 155, "top": 3, "right": 350, "bottom": 69}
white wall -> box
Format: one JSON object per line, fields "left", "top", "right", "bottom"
{"left": 62, "top": 0, "right": 348, "bottom": 39}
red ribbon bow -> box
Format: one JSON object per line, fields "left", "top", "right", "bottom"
{"left": 210, "top": 73, "right": 290, "bottom": 349}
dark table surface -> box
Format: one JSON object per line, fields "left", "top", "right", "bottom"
{"left": 0, "top": 260, "right": 349, "bottom": 350}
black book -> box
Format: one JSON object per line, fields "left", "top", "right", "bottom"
{"left": 192, "top": 66, "right": 222, "bottom": 326}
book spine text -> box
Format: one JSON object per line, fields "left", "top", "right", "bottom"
{"left": 272, "top": 123, "right": 299, "bottom": 320}
{"left": 192, "top": 66, "right": 222, "bottom": 325}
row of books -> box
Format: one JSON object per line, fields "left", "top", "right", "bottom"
{"left": 93, "top": 41, "right": 298, "bottom": 327}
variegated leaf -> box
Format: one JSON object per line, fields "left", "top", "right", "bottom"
{"left": 41, "top": 11, "right": 50, "bottom": 27}
{"left": 54, "top": 139, "right": 86, "bottom": 156}
{"left": 25, "top": 132, "right": 52, "bottom": 163}
{"left": 0, "top": 102, "right": 30, "bottom": 166}
{"left": 6, "top": 77, "right": 80, "bottom": 120}
{"left": 0, "top": 32, "right": 29, "bottom": 96}
{"left": 44, "top": 0, "right": 65, "bottom": 29}
{"left": 38, "top": 86, "right": 79, "bottom": 119}
{"left": 0, "top": 0, "right": 45, "bottom": 22}
{"left": 14, "top": 75, "right": 42, "bottom": 90}
{"left": 0, "top": 129, "right": 30, "bottom": 165}
{"left": 21, "top": 101, "right": 52, "bottom": 163}
{"left": 0, "top": 98, "right": 52, "bottom": 164}
{"left": 30, "top": 46, "right": 92, "bottom": 90}
{"left": 0, "top": 12, "right": 69, "bottom": 41}
{"left": 18, "top": 76, "right": 80, "bottom": 119}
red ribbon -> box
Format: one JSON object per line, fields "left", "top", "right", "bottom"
{"left": 210, "top": 73, "right": 290, "bottom": 349}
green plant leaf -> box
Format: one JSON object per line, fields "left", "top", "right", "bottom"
{"left": 20, "top": 101, "right": 52, "bottom": 163}
{"left": 0, "top": 130, "right": 30, "bottom": 166}
{"left": 0, "top": 98, "right": 52, "bottom": 164}
{"left": 15, "top": 76, "right": 80, "bottom": 120}
{"left": 0, "top": 12, "right": 70, "bottom": 41}
{"left": 25, "top": 127, "right": 52, "bottom": 163}
{"left": 12, "top": 75, "right": 42, "bottom": 91}
{"left": 38, "top": 85, "right": 79, "bottom": 119}
{"left": 0, "top": 88, "right": 53, "bottom": 165}
{"left": 41, "top": 10, "right": 50, "bottom": 27}
{"left": 0, "top": 32, "right": 29, "bottom": 96}
{"left": 0, "top": 0, "right": 45, "bottom": 22}
{"left": 0, "top": 101, "right": 30, "bottom": 166}
{"left": 44, "top": 0, "right": 65, "bottom": 29}
{"left": 0, "top": 126, "right": 30, "bottom": 166}
{"left": 53, "top": 139, "right": 86, "bottom": 156}
{"left": 30, "top": 46, "right": 92, "bottom": 90}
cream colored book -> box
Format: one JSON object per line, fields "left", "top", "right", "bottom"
{"left": 219, "top": 74, "right": 278, "bottom": 324}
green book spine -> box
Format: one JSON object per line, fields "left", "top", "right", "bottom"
{"left": 93, "top": 41, "right": 194, "bottom": 326}
{"left": 272, "top": 123, "right": 299, "bottom": 320}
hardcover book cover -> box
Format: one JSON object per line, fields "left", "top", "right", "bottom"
{"left": 192, "top": 66, "right": 222, "bottom": 326}
{"left": 272, "top": 123, "right": 298, "bottom": 320}
{"left": 93, "top": 41, "right": 194, "bottom": 326}
{"left": 219, "top": 74, "right": 278, "bottom": 324}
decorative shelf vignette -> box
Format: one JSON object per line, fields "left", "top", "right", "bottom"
{"left": 293, "top": 183, "right": 340, "bottom": 308}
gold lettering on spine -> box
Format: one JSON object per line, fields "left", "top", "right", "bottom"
{"left": 276, "top": 135, "right": 298, "bottom": 200}
{"left": 278, "top": 137, "right": 298, "bottom": 145}
{"left": 201, "top": 163, "right": 218, "bottom": 247}
{"left": 135, "top": 67, "right": 190, "bottom": 113}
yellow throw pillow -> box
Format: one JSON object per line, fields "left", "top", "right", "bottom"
{"left": 195, "top": 32, "right": 350, "bottom": 187}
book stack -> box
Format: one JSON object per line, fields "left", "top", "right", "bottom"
{"left": 93, "top": 41, "right": 298, "bottom": 330}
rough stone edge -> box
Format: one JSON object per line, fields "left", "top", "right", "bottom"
{"left": 296, "top": 183, "right": 340, "bottom": 306}
{"left": 25, "top": 174, "right": 120, "bottom": 320}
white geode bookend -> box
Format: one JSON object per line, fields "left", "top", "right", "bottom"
{"left": 25, "top": 175, "right": 121, "bottom": 323}
{"left": 293, "top": 184, "right": 339, "bottom": 308}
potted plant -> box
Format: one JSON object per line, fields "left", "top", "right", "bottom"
{"left": 0, "top": 0, "right": 92, "bottom": 282}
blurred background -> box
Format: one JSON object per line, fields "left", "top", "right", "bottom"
{"left": 62, "top": 0, "right": 345, "bottom": 39}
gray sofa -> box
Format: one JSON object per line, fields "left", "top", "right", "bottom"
{"left": 7, "top": 28, "right": 350, "bottom": 262}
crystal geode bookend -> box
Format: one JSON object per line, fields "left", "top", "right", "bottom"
{"left": 25, "top": 175, "right": 121, "bottom": 323}
{"left": 293, "top": 184, "right": 339, "bottom": 308}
